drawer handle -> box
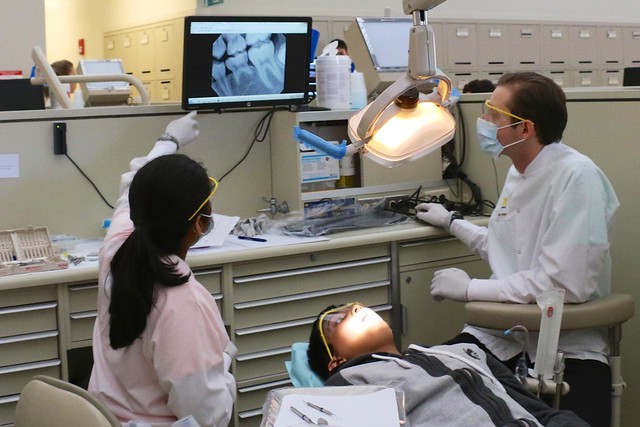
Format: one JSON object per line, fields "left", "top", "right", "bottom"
{"left": 70, "top": 310, "right": 98, "bottom": 320}
{"left": 235, "top": 317, "right": 314, "bottom": 336}
{"left": 234, "top": 256, "right": 390, "bottom": 283}
{"left": 69, "top": 283, "right": 98, "bottom": 291}
{"left": 193, "top": 268, "right": 223, "bottom": 276}
{"left": 399, "top": 236, "right": 458, "bottom": 248}
{"left": 0, "top": 394, "right": 20, "bottom": 404}
{"left": 234, "top": 280, "right": 390, "bottom": 309}
{"left": 237, "top": 408, "right": 263, "bottom": 419}
{"left": 238, "top": 378, "right": 291, "bottom": 394}
{"left": 0, "top": 358, "right": 61, "bottom": 375}
{"left": 0, "top": 301, "right": 57, "bottom": 315}
{"left": 0, "top": 330, "right": 58, "bottom": 345}
{"left": 236, "top": 346, "right": 290, "bottom": 361}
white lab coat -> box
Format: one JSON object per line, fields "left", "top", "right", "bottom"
{"left": 451, "top": 142, "right": 619, "bottom": 363}
{"left": 89, "top": 140, "right": 237, "bottom": 427}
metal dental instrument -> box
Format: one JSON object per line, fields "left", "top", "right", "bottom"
{"left": 290, "top": 406, "right": 315, "bottom": 424}
{"left": 304, "top": 400, "right": 335, "bottom": 416}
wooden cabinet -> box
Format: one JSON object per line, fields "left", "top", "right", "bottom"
{"left": 0, "top": 225, "right": 489, "bottom": 426}
{"left": 397, "top": 237, "right": 492, "bottom": 349}
{"left": 0, "top": 286, "right": 61, "bottom": 425}
{"left": 231, "top": 244, "right": 392, "bottom": 427}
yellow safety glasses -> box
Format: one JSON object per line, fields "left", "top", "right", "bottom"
{"left": 482, "top": 100, "right": 529, "bottom": 123}
{"left": 187, "top": 177, "right": 218, "bottom": 222}
{"left": 318, "top": 302, "right": 363, "bottom": 360}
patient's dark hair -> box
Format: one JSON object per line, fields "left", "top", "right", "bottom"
{"left": 308, "top": 305, "right": 338, "bottom": 380}
{"left": 108, "top": 154, "right": 212, "bottom": 349}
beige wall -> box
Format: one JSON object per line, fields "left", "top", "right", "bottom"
{"left": 0, "top": 0, "right": 45, "bottom": 75}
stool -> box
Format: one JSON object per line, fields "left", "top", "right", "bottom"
{"left": 464, "top": 293, "right": 635, "bottom": 427}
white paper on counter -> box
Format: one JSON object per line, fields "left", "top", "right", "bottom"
{"left": 192, "top": 213, "right": 240, "bottom": 249}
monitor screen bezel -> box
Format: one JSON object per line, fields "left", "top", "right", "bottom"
{"left": 182, "top": 15, "right": 313, "bottom": 112}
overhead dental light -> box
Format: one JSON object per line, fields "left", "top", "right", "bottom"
{"left": 294, "top": 0, "right": 455, "bottom": 168}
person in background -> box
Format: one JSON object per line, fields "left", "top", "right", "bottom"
{"left": 43, "top": 59, "right": 85, "bottom": 107}
{"left": 330, "top": 38, "right": 355, "bottom": 72}
{"left": 462, "top": 78, "right": 496, "bottom": 93}
{"left": 330, "top": 38, "right": 349, "bottom": 56}
{"left": 89, "top": 112, "right": 237, "bottom": 427}
{"left": 415, "top": 72, "right": 618, "bottom": 426}
{"left": 307, "top": 302, "right": 588, "bottom": 426}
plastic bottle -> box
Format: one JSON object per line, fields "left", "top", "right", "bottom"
{"left": 315, "top": 56, "right": 351, "bottom": 109}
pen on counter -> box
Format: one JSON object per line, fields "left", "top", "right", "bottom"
{"left": 304, "top": 400, "right": 334, "bottom": 416}
{"left": 290, "top": 406, "right": 315, "bottom": 424}
{"left": 238, "top": 235, "right": 267, "bottom": 242}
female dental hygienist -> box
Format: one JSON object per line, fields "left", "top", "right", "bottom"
{"left": 89, "top": 112, "right": 237, "bottom": 427}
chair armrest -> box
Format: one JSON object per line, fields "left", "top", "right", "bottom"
{"left": 464, "top": 293, "right": 635, "bottom": 331}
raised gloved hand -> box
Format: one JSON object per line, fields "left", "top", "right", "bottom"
{"left": 415, "top": 203, "right": 453, "bottom": 229}
{"left": 165, "top": 111, "right": 199, "bottom": 147}
{"left": 430, "top": 268, "right": 471, "bottom": 302}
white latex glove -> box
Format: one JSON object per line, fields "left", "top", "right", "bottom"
{"left": 431, "top": 268, "right": 471, "bottom": 302}
{"left": 165, "top": 111, "right": 199, "bottom": 147}
{"left": 415, "top": 203, "right": 453, "bottom": 229}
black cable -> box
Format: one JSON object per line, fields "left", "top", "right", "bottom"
{"left": 65, "top": 153, "right": 114, "bottom": 209}
{"left": 219, "top": 107, "right": 284, "bottom": 182}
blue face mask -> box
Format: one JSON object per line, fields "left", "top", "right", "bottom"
{"left": 477, "top": 117, "right": 525, "bottom": 159}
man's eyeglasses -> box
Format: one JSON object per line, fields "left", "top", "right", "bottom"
{"left": 188, "top": 177, "right": 218, "bottom": 222}
{"left": 318, "top": 302, "right": 363, "bottom": 360}
{"left": 482, "top": 100, "right": 528, "bottom": 123}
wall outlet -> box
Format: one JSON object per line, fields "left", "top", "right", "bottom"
{"left": 422, "top": 187, "right": 452, "bottom": 203}
{"left": 383, "top": 194, "right": 411, "bottom": 210}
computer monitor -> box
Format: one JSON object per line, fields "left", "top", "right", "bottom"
{"left": 345, "top": 17, "right": 413, "bottom": 97}
{"left": 623, "top": 67, "right": 640, "bottom": 86}
{"left": 182, "top": 15, "right": 313, "bottom": 111}
{"left": 0, "top": 79, "right": 45, "bottom": 111}
{"left": 77, "top": 59, "right": 131, "bottom": 106}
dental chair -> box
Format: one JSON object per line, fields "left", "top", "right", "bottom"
{"left": 14, "top": 375, "right": 120, "bottom": 427}
{"left": 464, "top": 293, "right": 635, "bottom": 427}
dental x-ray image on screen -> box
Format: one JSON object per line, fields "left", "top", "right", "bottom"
{"left": 182, "top": 16, "right": 312, "bottom": 111}
{"left": 212, "top": 33, "right": 286, "bottom": 97}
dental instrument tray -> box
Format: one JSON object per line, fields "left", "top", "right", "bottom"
{"left": 0, "top": 226, "right": 69, "bottom": 277}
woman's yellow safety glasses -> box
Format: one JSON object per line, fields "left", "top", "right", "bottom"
{"left": 187, "top": 177, "right": 218, "bottom": 222}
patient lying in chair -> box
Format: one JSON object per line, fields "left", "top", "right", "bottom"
{"left": 298, "top": 302, "right": 587, "bottom": 426}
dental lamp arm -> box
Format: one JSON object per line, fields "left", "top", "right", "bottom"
{"left": 293, "top": 126, "right": 362, "bottom": 160}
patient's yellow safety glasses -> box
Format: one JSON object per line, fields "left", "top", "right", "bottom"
{"left": 482, "top": 100, "right": 529, "bottom": 124}
{"left": 319, "top": 302, "right": 364, "bottom": 360}
{"left": 188, "top": 177, "right": 218, "bottom": 222}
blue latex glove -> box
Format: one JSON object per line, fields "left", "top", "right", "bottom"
{"left": 431, "top": 268, "right": 471, "bottom": 302}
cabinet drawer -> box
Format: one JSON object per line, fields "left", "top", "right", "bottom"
{"left": 0, "top": 302, "right": 57, "bottom": 338}
{"left": 70, "top": 311, "right": 97, "bottom": 342}
{"left": 0, "top": 395, "right": 19, "bottom": 426}
{"left": 236, "top": 347, "right": 290, "bottom": 382}
{"left": 234, "top": 283, "right": 389, "bottom": 329}
{"left": 237, "top": 378, "right": 291, "bottom": 413}
{"left": 0, "top": 359, "right": 61, "bottom": 396}
{"left": 0, "top": 286, "right": 56, "bottom": 309}
{"left": 233, "top": 256, "right": 390, "bottom": 303}
{"left": 233, "top": 245, "right": 390, "bottom": 277}
{"left": 0, "top": 331, "right": 59, "bottom": 367}
{"left": 399, "top": 237, "right": 475, "bottom": 266}
{"left": 237, "top": 409, "right": 263, "bottom": 427}
{"left": 68, "top": 283, "right": 98, "bottom": 313}
{"left": 193, "top": 268, "right": 223, "bottom": 295}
